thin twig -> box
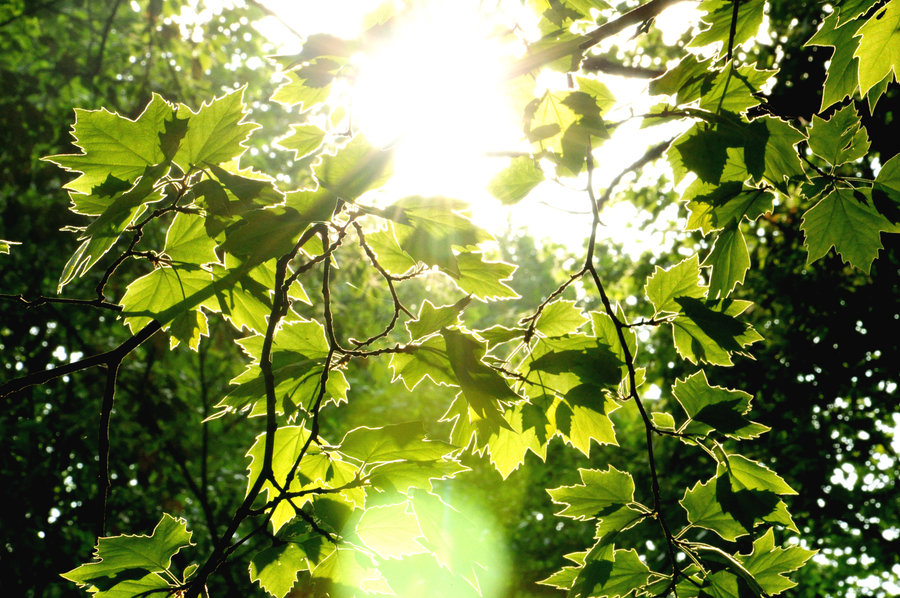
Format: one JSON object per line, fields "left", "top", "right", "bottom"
{"left": 0, "top": 320, "right": 162, "bottom": 398}
{"left": 0, "top": 293, "right": 121, "bottom": 311}
{"left": 97, "top": 361, "right": 120, "bottom": 537}
{"left": 584, "top": 148, "right": 681, "bottom": 587}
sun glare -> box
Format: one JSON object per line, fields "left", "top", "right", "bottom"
{"left": 351, "top": 1, "right": 522, "bottom": 199}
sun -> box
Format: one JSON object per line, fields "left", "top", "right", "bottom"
{"left": 350, "top": 0, "right": 523, "bottom": 199}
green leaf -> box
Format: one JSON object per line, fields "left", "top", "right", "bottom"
{"left": 873, "top": 153, "right": 900, "bottom": 224}
{"left": 556, "top": 392, "right": 620, "bottom": 456}
{"left": 673, "top": 371, "right": 769, "bottom": 439}
{"left": 524, "top": 90, "right": 577, "bottom": 154}
{"left": 681, "top": 474, "right": 796, "bottom": 542}
{"left": 367, "top": 459, "right": 468, "bottom": 494}
{"left": 680, "top": 477, "right": 749, "bottom": 541}
{"left": 671, "top": 297, "right": 763, "bottom": 366}
{"left": 389, "top": 335, "right": 457, "bottom": 390}
{"left": 575, "top": 76, "right": 616, "bottom": 113}
{"left": 453, "top": 252, "right": 519, "bottom": 300}
{"left": 807, "top": 105, "right": 870, "bottom": 167}
{"left": 441, "top": 328, "right": 519, "bottom": 428}
{"left": 173, "top": 87, "right": 259, "bottom": 168}
{"left": 270, "top": 69, "right": 332, "bottom": 111}
{"left": 409, "top": 491, "right": 488, "bottom": 586}
{"left": 725, "top": 454, "right": 797, "bottom": 495}
{"left": 487, "top": 156, "right": 545, "bottom": 204}
{"left": 568, "top": 547, "right": 652, "bottom": 598}
{"left": 316, "top": 135, "right": 393, "bottom": 200}
{"left": 711, "top": 186, "right": 774, "bottom": 227}
{"left": 354, "top": 503, "right": 425, "bottom": 559}
{"left": 547, "top": 466, "right": 635, "bottom": 520}
{"left": 276, "top": 123, "right": 326, "bottom": 160}
{"left": 806, "top": 12, "right": 865, "bottom": 110}
{"left": 684, "top": 181, "right": 773, "bottom": 234}
{"left": 0, "top": 239, "right": 19, "bottom": 254}
{"left": 62, "top": 514, "right": 192, "bottom": 593}
{"left": 365, "top": 225, "right": 418, "bottom": 275}
{"left": 310, "top": 547, "right": 385, "bottom": 595}
{"left": 219, "top": 205, "right": 313, "bottom": 266}
{"left": 853, "top": 1, "right": 900, "bottom": 95}
{"left": 484, "top": 401, "right": 549, "bottom": 477}
{"left": 202, "top": 259, "right": 275, "bottom": 334}
{"left": 119, "top": 265, "right": 214, "bottom": 333}
{"left": 407, "top": 298, "right": 470, "bottom": 340}
{"left": 536, "top": 300, "right": 589, "bottom": 337}
{"left": 389, "top": 196, "right": 492, "bottom": 277}
{"left": 249, "top": 543, "right": 307, "bottom": 598}
{"left": 58, "top": 163, "right": 167, "bottom": 290}
{"left": 697, "top": 63, "right": 775, "bottom": 114}
{"left": 338, "top": 422, "right": 456, "bottom": 464}
{"left": 738, "top": 528, "right": 816, "bottom": 594}
{"left": 651, "top": 54, "right": 714, "bottom": 102}
{"left": 163, "top": 212, "right": 219, "bottom": 266}
{"left": 44, "top": 94, "right": 173, "bottom": 195}
{"left": 246, "top": 426, "right": 362, "bottom": 533}
{"left": 525, "top": 334, "right": 624, "bottom": 396}
{"left": 219, "top": 318, "right": 348, "bottom": 416}
{"left": 670, "top": 115, "right": 805, "bottom": 191}
{"left": 745, "top": 116, "right": 807, "bottom": 189}
{"left": 800, "top": 187, "right": 895, "bottom": 272}
{"left": 703, "top": 223, "right": 750, "bottom": 299}
{"left": 691, "top": 0, "right": 765, "bottom": 55}
{"left": 837, "top": 0, "right": 880, "bottom": 24}
{"left": 645, "top": 255, "right": 706, "bottom": 315}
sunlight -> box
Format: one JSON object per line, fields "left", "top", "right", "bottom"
{"left": 351, "top": 0, "right": 522, "bottom": 199}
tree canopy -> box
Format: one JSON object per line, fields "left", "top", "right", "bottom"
{"left": 1, "top": 1, "right": 898, "bottom": 597}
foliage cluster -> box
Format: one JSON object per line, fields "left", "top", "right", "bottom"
{"left": 1, "top": 1, "right": 899, "bottom": 597}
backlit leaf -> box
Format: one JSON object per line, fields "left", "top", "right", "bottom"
{"left": 645, "top": 255, "right": 706, "bottom": 315}
{"left": 671, "top": 297, "right": 763, "bottom": 366}
{"left": 801, "top": 187, "right": 896, "bottom": 272}
{"left": 339, "top": 422, "right": 456, "bottom": 464}
{"left": 547, "top": 466, "right": 634, "bottom": 520}
{"left": 673, "top": 371, "right": 769, "bottom": 439}
{"left": 807, "top": 105, "right": 870, "bottom": 167}
{"left": 725, "top": 454, "right": 797, "bottom": 495}
{"left": 853, "top": 1, "right": 900, "bottom": 95}
{"left": 806, "top": 12, "right": 864, "bottom": 110}
{"left": 487, "top": 156, "right": 545, "bottom": 204}
{"left": 44, "top": 94, "right": 173, "bottom": 195}
{"left": 738, "top": 528, "right": 816, "bottom": 594}
{"left": 62, "top": 514, "right": 192, "bottom": 593}
{"left": 536, "top": 300, "right": 589, "bottom": 337}
{"left": 250, "top": 544, "right": 307, "bottom": 598}
{"left": 703, "top": 223, "right": 750, "bottom": 299}
{"left": 276, "top": 123, "right": 326, "bottom": 160}
{"left": 354, "top": 503, "right": 425, "bottom": 559}
{"left": 174, "top": 87, "right": 259, "bottom": 168}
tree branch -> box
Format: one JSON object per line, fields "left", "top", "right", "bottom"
{"left": 581, "top": 56, "right": 664, "bottom": 78}
{"left": 507, "top": 0, "right": 685, "bottom": 78}
{"left": 0, "top": 320, "right": 162, "bottom": 398}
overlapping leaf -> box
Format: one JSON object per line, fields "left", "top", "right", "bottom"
{"left": 62, "top": 514, "right": 192, "bottom": 597}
